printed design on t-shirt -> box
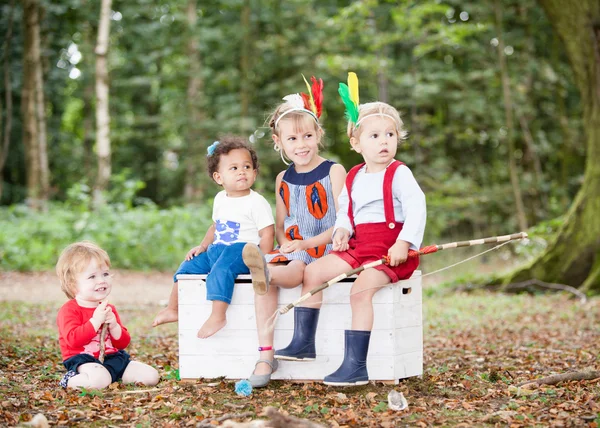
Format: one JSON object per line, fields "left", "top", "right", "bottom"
{"left": 285, "top": 225, "right": 303, "bottom": 241}
{"left": 305, "top": 182, "right": 328, "bottom": 220}
{"left": 214, "top": 219, "right": 241, "bottom": 245}
{"left": 82, "top": 332, "right": 116, "bottom": 358}
{"left": 279, "top": 182, "right": 290, "bottom": 217}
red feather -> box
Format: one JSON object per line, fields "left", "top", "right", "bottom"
{"left": 311, "top": 76, "right": 324, "bottom": 118}
{"left": 300, "top": 93, "right": 312, "bottom": 111}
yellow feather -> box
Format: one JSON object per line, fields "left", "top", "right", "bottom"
{"left": 302, "top": 74, "right": 317, "bottom": 114}
{"left": 348, "top": 72, "right": 359, "bottom": 106}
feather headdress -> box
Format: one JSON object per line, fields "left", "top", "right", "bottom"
{"left": 275, "top": 75, "right": 324, "bottom": 128}
{"left": 338, "top": 72, "right": 359, "bottom": 124}
{"left": 301, "top": 75, "right": 324, "bottom": 118}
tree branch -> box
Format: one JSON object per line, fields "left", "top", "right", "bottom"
{"left": 517, "top": 369, "right": 600, "bottom": 388}
{"left": 504, "top": 279, "right": 588, "bottom": 303}
{"left": 197, "top": 411, "right": 254, "bottom": 427}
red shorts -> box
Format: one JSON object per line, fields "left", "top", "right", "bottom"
{"left": 331, "top": 222, "right": 419, "bottom": 282}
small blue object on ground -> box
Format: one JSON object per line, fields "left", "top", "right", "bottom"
{"left": 234, "top": 379, "right": 253, "bottom": 396}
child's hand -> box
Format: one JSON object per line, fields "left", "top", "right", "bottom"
{"left": 105, "top": 308, "right": 117, "bottom": 326}
{"left": 280, "top": 240, "right": 306, "bottom": 253}
{"left": 91, "top": 300, "right": 109, "bottom": 328}
{"left": 185, "top": 244, "right": 207, "bottom": 261}
{"left": 388, "top": 240, "right": 410, "bottom": 267}
{"left": 332, "top": 228, "right": 350, "bottom": 252}
{"left": 105, "top": 307, "right": 123, "bottom": 340}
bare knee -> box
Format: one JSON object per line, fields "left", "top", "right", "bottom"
{"left": 72, "top": 365, "right": 112, "bottom": 389}
{"left": 350, "top": 289, "right": 373, "bottom": 307}
{"left": 302, "top": 268, "right": 321, "bottom": 291}
{"left": 140, "top": 367, "right": 160, "bottom": 386}
{"left": 122, "top": 362, "right": 160, "bottom": 386}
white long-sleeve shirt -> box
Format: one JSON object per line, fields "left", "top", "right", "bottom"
{"left": 334, "top": 163, "right": 426, "bottom": 250}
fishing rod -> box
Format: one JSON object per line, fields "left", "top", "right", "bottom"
{"left": 278, "top": 232, "right": 528, "bottom": 315}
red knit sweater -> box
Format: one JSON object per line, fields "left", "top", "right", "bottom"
{"left": 56, "top": 299, "right": 131, "bottom": 361}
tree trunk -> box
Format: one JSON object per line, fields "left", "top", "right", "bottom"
{"left": 82, "top": 22, "right": 96, "bottom": 183}
{"left": 93, "top": 0, "right": 112, "bottom": 208}
{"left": 34, "top": 9, "right": 49, "bottom": 206}
{"left": 239, "top": 0, "right": 252, "bottom": 132}
{"left": 503, "top": 0, "right": 600, "bottom": 292}
{"left": 183, "top": 0, "right": 206, "bottom": 203}
{"left": 0, "top": 0, "right": 16, "bottom": 200}
{"left": 494, "top": 0, "right": 528, "bottom": 232}
{"left": 22, "top": 0, "right": 46, "bottom": 211}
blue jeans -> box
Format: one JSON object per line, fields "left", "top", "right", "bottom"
{"left": 174, "top": 242, "right": 249, "bottom": 304}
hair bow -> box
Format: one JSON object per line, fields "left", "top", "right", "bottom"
{"left": 207, "top": 141, "right": 220, "bottom": 156}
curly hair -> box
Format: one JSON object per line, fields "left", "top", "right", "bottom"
{"left": 207, "top": 136, "right": 259, "bottom": 180}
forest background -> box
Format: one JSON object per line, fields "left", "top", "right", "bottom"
{"left": 1, "top": 0, "right": 599, "bottom": 292}
{"left": 1, "top": 1, "right": 600, "bottom": 426}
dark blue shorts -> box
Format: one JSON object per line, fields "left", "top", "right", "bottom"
{"left": 63, "top": 350, "right": 131, "bottom": 383}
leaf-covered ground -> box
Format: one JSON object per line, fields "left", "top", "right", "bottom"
{"left": 0, "top": 274, "right": 599, "bottom": 427}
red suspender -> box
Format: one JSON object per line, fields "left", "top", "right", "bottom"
{"left": 344, "top": 160, "right": 404, "bottom": 231}
{"left": 344, "top": 163, "right": 365, "bottom": 231}
{"left": 383, "top": 160, "right": 403, "bottom": 228}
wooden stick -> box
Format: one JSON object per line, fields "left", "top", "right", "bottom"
{"left": 407, "top": 232, "right": 528, "bottom": 257}
{"left": 196, "top": 411, "right": 254, "bottom": 427}
{"left": 505, "top": 279, "right": 587, "bottom": 303}
{"left": 280, "top": 232, "right": 528, "bottom": 315}
{"left": 279, "top": 258, "right": 386, "bottom": 314}
{"left": 98, "top": 323, "right": 108, "bottom": 363}
{"left": 517, "top": 369, "right": 600, "bottom": 388}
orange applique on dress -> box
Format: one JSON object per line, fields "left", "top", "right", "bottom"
{"left": 305, "top": 182, "right": 328, "bottom": 220}
{"left": 286, "top": 225, "right": 303, "bottom": 241}
{"left": 279, "top": 182, "right": 290, "bottom": 217}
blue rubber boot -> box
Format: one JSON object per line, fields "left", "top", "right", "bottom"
{"left": 323, "top": 330, "right": 371, "bottom": 386}
{"left": 275, "top": 307, "right": 319, "bottom": 361}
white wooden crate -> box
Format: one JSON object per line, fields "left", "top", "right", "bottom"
{"left": 177, "top": 271, "right": 422, "bottom": 383}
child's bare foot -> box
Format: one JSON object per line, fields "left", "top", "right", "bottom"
{"left": 197, "top": 314, "right": 227, "bottom": 338}
{"left": 152, "top": 308, "right": 178, "bottom": 327}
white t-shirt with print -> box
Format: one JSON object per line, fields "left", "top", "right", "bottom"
{"left": 212, "top": 190, "right": 274, "bottom": 245}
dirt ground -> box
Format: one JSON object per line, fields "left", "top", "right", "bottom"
{"left": 0, "top": 270, "right": 443, "bottom": 304}
{"left": 0, "top": 270, "right": 174, "bottom": 304}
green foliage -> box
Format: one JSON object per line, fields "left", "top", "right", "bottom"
{"left": 163, "top": 365, "right": 180, "bottom": 381}
{"left": 0, "top": 0, "right": 586, "bottom": 242}
{"left": 79, "top": 388, "right": 104, "bottom": 398}
{"left": 0, "top": 203, "right": 214, "bottom": 271}
{"left": 372, "top": 401, "right": 388, "bottom": 412}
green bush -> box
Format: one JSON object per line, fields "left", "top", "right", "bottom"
{"left": 0, "top": 203, "right": 214, "bottom": 271}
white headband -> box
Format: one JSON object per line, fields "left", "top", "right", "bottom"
{"left": 274, "top": 107, "right": 319, "bottom": 129}
{"left": 355, "top": 113, "right": 398, "bottom": 128}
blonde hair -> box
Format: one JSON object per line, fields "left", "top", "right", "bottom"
{"left": 56, "top": 241, "right": 111, "bottom": 299}
{"left": 267, "top": 102, "right": 324, "bottom": 139}
{"left": 348, "top": 102, "right": 408, "bottom": 141}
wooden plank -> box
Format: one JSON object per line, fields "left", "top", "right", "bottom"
{"left": 178, "top": 354, "right": 420, "bottom": 381}
{"left": 178, "top": 328, "right": 420, "bottom": 357}
{"left": 394, "top": 351, "right": 423, "bottom": 379}
{"left": 178, "top": 302, "right": 421, "bottom": 331}
{"left": 178, "top": 271, "right": 422, "bottom": 305}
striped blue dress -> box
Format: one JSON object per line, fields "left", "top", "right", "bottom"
{"left": 265, "top": 160, "right": 337, "bottom": 265}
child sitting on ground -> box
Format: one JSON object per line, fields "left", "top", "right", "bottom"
{"left": 152, "top": 136, "right": 275, "bottom": 338}
{"left": 56, "top": 241, "right": 160, "bottom": 389}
